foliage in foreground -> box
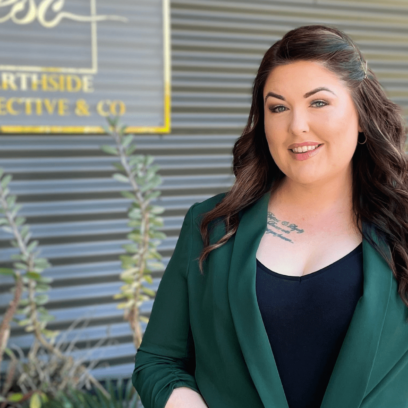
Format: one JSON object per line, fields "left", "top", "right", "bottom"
{"left": 19, "top": 378, "right": 138, "bottom": 408}
{"left": 101, "top": 117, "right": 166, "bottom": 351}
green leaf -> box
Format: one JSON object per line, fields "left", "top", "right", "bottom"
{"left": 6, "top": 195, "right": 17, "bottom": 207}
{"left": 112, "top": 162, "right": 126, "bottom": 172}
{"left": 101, "top": 145, "right": 118, "bottom": 156}
{"left": 122, "top": 134, "right": 134, "bottom": 147}
{"left": 34, "top": 258, "right": 51, "bottom": 268}
{"left": 38, "top": 275, "right": 53, "bottom": 284}
{"left": 149, "top": 231, "right": 167, "bottom": 240}
{"left": 128, "top": 220, "right": 142, "bottom": 228}
{"left": 26, "top": 240, "right": 39, "bottom": 253}
{"left": 39, "top": 393, "right": 48, "bottom": 403}
{"left": 150, "top": 206, "right": 165, "bottom": 215}
{"left": 128, "top": 208, "right": 141, "bottom": 219}
{"left": 119, "top": 123, "right": 128, "bottom": 135}
{"left": 0, "top": 174, "right": 12, "bottom": 189}
{"left": 123, "top": 243, "right": 139, "bottom": 252}
{"left": 141, "top": 287, "right": 156, "bottom": 296}
{"left": 20, "top": 225, "right": 30, "bottom": 240}
{"left": 38, "top": 313, "right": 55, "bottom": 322}
{"left": 15, "top": 216, "right": 26, "bottom": 226}
{"left": 149, "top": 218, "right": 164, "bottom": 227}
{"left": 125, "top": 145, "right": 137, "bottom": 155}
{"left": 148, "top": 261, "right": 165, "bottom": 269}
{"left": 35, "top": 294, "right": 49, "bottom": 305}
{"left": 140, "top": 181, "right": 155, "bottom": 193}
{"left": 128, "top": 232, "right": 142, "bottom": 242}
{"left": 106, "top": 115, "right": 120, "bottom": 128}
{"left": 36, "top": 284, "right": 51, "bottom": 292}
{"left": 139, "top": 315, "right": 149, "bottom": 323}
{"left": 144, "top": 275, "right": 153, "bottom": 284}
{"left": 0, "top": 267, "right": 15, "bottom": 276}
{"left": 14, "top": 262, "right": 28, "bottom": 270}
{"left": 27, "top": 271, "right": 42, "bottom": 281}
{"left": 4, "top": 347, "right": 15, "bottom": 358}
{"left": 16, "top": 306, "right": 30, "bottom": 315}
{"left": 113, "top": 173, "right": 129, "bottom": 183}
{"left": 30, "top": 392, "right": 41, "bottom": 408}
{"left": 117, "top": 300, "right": 133, "bottom": 309}
{"left": 17, "top": 319, "right": 31, "bottom": 326}
{"left": 120, "top": 191, "right": 135, "bottom": 199}
{"left": 8, "top": 393, "right": 24, "bottom": 402}
{"left": 145, "top": 167, "right": 157, "bottom": 181}
{"left": 145, "top": 155, "right": 155, "bottom": 166}
{"left": 42, "top": 329, "right": 59, "bottom": 338}
{"left": 145, "top": 190, "right": 161, "bottom": 200}
{"left": 128, "top": 155, "right": 144, "bottom": 165}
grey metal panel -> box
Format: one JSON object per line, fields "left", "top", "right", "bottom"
{"left": 1, "top": 0, "right": 408, "bottom": 383}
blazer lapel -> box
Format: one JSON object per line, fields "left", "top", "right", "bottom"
{"left": 320, "top": 220, "right": 393, "bottom": 408}
{"left": 227, "top": 189, "right": 394, "bottom": 408}
{"left": 228, "top": 190, "right": 289, "bottom": 408}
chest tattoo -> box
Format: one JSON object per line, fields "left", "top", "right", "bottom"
{"left": 265, "top": 211, "right": 305, "bottom": 243}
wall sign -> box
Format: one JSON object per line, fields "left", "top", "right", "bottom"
{"left": 0, "top": 0, "right": 170, "bottom": 133}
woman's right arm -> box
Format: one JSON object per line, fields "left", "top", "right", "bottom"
{"left": 132, "top": 203, "right": 208, "bottom": 408}
{"left": 165, "top": 387, "right": 209, "bottom": 408}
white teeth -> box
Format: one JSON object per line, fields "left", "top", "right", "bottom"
{"left": 291, "top": 145, "right": 320, "bottom": 153}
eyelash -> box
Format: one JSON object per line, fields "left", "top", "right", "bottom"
{"left": 269, "top": 100, "right": 328, "bottom": 113}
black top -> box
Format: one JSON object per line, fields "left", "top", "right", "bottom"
{"left": 255, "top": 243, "right": 364, "bottom": 408}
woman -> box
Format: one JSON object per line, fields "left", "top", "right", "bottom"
{"left": 132, "top": 25, "right": 408, "bottom": 408}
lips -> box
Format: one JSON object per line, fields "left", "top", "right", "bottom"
{"left": 289, "top": 143, "right": 324, "bottom": 161}
{"left": 290, "top": 144, "right": 323, "bottom": 153}
{"left": 288, "top": 141, "right": 322, "bottom": 150}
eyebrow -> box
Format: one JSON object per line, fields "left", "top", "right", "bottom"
{"left": 264, "top": 87, "right": 337, "bottom": 104}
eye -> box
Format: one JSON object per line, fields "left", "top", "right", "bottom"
{"left": 268, "top": 100, "right": 328, "bottom": 113}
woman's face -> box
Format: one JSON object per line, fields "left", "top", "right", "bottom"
{"left": 263, "top": 60, "right": 362, "bottom": 187}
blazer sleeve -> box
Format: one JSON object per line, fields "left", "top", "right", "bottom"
{"left": 132, "top": 202, "right": 201, "bottom": 408}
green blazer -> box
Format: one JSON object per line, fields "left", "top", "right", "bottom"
{"left": 132, "top": 190, "right": 408, "bottom": 408}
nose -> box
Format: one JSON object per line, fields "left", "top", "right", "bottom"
{"left": 288, "top": 109, "right": 310, "bottom": 136}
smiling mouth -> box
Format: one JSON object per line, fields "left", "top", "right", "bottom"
{"left": 289, "top": 144, "right": 323, "bottom": 153}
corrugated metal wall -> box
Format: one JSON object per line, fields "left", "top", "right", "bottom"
{"left": 1, "top": 0, "right": 408, "bottom": 382}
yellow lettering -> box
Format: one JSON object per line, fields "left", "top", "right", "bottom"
{"left": 44, "top": 99, "right": 57, "bottom": 114}
{"left": 35, "top": 99, "right": 42, "bottom": 115}
{"left": 24, "top": 98, "right": 35, "bottom": 115}
{"left": 31, "top": 74, "right": 39, "bottom": 91}
{"left": 10, "top": 0, "right": 36, "bottom": 24}
{"left": 0, "top": 98, "right": 7, "bottom": 115}
{"left": 58, "top": 99, "right": 69, "bottom": 115}
{"left": 59, "top": 75, "right": 65, "bottom": 92}
{"left": 15, "top": 73, "right": 29, "bottom": 91}
{"left": 66, "top": 75, "right": 81, "bottom": 92}
{"left": 6, "top": 98, "right": 20, "bottom": 115}
{"left": 2, "top": 73, "right": 17, "bottom": 90}
{"left": 97, "top": 100, "right": 111, "bottom": 117}
{"left": 83, "top": 75, "right": 94, "bottom": 92}
{"left": 75, "top": 99, "right": 90, "bottom": 116}
{"left": 0, "top": 0, "right": 127, "bottom": 29}
{"left": 110, "top": 100, "right": 126, "bottom": 116}
{"left": 41, "top": 74, "right": 48, "bottom": 91}
{"left": 48, "top": 75, "right": 59, "bottom": 91}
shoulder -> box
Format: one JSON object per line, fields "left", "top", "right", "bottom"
{"left": 188, "top": 191, "right": 228, "bottom": 228}
{"left": 191, "top": 191, "right": 228, "bottom": 215}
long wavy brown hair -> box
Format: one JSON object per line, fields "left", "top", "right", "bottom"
{"left": 196, "top": 24, "right": 408, "bottom": 309}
